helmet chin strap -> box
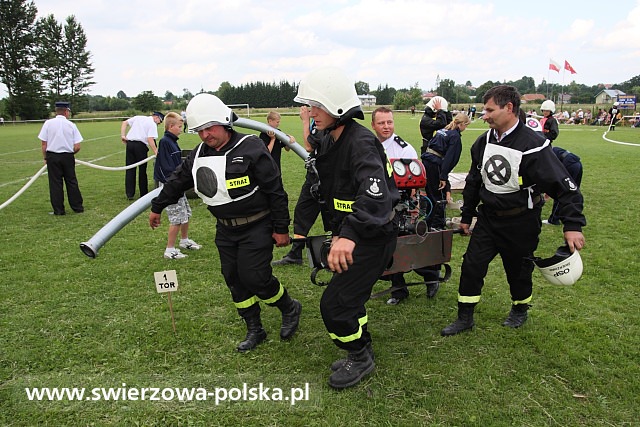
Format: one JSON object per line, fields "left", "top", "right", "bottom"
{"left": 325, "top": 106, "right": 365, "bottom": 132}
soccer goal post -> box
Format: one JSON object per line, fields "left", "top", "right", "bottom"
{"left": 228, "top": 104, "right": 250, "bottom": 118}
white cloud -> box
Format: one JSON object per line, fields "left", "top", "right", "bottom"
{"left": 1, "top": 0, "right": 638, "bottom": 99}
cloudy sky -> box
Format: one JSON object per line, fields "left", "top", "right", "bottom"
{"left": 4, "top": 0, "right": 640, "bottom": 98}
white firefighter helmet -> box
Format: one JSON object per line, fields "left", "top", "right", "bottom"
{"left": 613, "top": 101, "right": 620, "bottom": 106}
{"left": 186, "top": 93, "right": 237, "bottom": 132}
{"left": 426, "top": 96, "right": 449, "bottom": 112}
{"left": 294, "top": 67, "right": 361, "bottom": 118}
{"left": 540, "top": 100, "right": 556, "bottom": 113}
{"left": 534, "top": 245, "right": 583, "bottom": 286}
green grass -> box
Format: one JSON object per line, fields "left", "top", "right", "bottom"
{"left": 1, "top": 115, "right": 639, "bottom": 426}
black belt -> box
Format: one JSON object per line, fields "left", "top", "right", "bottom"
{"left": 218, "top": 209, "right": 270, "bottom": 227}
{"left": 493, "top": 195, "right": 542, "bottom": 217}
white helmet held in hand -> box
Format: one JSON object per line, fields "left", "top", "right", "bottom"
{"left": 534, "top": 245, "right": 583, "bottom": 286}
{"left": 186, "top": 93, "right": 237, "bottom": 132}
{"left": 294, "top": 67, "right": 361, "bottom": 118}
{"left": 540, "top": 100, "right": 556, "bottom": 113}
{"left": 426, "top": 96, "right": 449, "bottom": 112}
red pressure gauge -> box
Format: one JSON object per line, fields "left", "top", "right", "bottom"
{"left": 389, "top": 158, "right": 426, "bottom": 189}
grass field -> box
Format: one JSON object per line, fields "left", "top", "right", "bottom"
{"left": 1, "top": 114, "right": 639, "bottom": 426}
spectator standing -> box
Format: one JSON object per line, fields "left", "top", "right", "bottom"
{"left": 180, "top": 110, "right": 188, "bottom": 132}
{"left": 121, "top": 111, "right": 164, "bottom": 200}
{"left": 539, "top": 100, "right": 559, "bottom": 142}
{"left": 258, "top": 111, "right": 290, "bottom": 171}
{"left": 371, "top": 107, "right": 441, "bottom": 305}
{"left": 153, "top": 112, "right": 201, "bottom": 259}
{"left": 421, "top": 112, "right": 471, "bottom": 231}
{"left": 38, "top": 101, "right": 84, "bottom": 215}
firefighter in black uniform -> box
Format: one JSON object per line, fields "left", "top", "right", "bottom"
{"left": 419, "top": 95, "right": 452, "bottom": 154}
{"left": 149, "top": 94, "right": 301, "bottom": 352}
{"left": 294, "top": 67, "right": 399, "bottom": 389}
{"left": 272, "top": 107, "right": 329, "bottom": 266}
{"left": 441, "top": 85, "right": 586, "bottom": 336}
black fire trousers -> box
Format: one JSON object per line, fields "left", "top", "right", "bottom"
{"left": 125, "top": 140, "right": 149, "bottom": 199}
{"left": 458, "top": 206, "right": 541, "bottom": 305}
{"left": 46, "top": 151, "right": 83, "bottom": 214}
{"left": 320, "top": 237, "right": 396, "bottom": 352}
{"left": 215, "top": 216, "right": 288, "bottom": 319}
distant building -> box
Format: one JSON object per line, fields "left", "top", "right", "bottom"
{"left": 358, "top": 94, "right": 376, "bottom": 107}
{"left": 595, "top": 89, "right": 626, "bottom": 105}
{"left": 521, "top": 94, "right": 546, "bottom": 103}
{"left": 422, "top": 92, "right": 437, "bottom": 102}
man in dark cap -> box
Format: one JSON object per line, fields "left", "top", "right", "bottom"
{"left": 120, "top": 111, "right": 164, "bottom": 200}
{"left": 38, "top": 102, "right": 84, "bottom": 215}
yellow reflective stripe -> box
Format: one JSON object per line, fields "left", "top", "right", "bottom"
{"left": 234, "top": 283, "right": 285, "bottom": 309}
{"left": 234, "top": 295, "right": 260, "bottom": 309}
{"left": 512, "top": 295, "right": 532, "bottom": 305}
{"left": 262, "top": 283, "right": 285, "bottom": 305}
{"left": 328, "top": 315, "right": 368, "bottom": 343}
{"left": 226, "top": 176, "right": 250, "bottom": 189}
{"left": 386, "top": 159, "right": 393, "bottom": 178}
{"left": 334, "top": 198, "right": 354, "bottom": 212}
{"left": 458, "top": 294, "right": 481, "bottom": 304}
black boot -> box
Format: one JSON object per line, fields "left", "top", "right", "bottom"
{"left": 272, "top": 241, "right": 305, "bottom": 266}
{"left": 426, "top": 282, "right": 440, "bottom": 299}
{"left": 328, "top": 346, "right": 375, "bottom": 389}
{"left": 330, "top": 342, "right": 374, "bottom": 371}
{"left": 441, "top": 303, "right": 475, "bottom": 336}
{"left": 502, "top": 304, "right": 529, "bottom": 328}
{"left": 278, "top": 298, "right": 302, "bottom": 340}
{"left": 237, "top": 316, "right": 267, "bottom": 352}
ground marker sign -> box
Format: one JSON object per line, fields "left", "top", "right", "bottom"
{"left": 154, "top": 270, "right": 179, "bottom": 333}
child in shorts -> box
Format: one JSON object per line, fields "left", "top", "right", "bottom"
{"left": 153, "top": 112, "right": 201, "bottom": 259}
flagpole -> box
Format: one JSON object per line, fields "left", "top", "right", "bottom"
{"left": 560, "top": 66, "right": 565, "bottom": 112}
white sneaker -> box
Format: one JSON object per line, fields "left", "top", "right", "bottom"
{"left": 179, "top": 239, "right": 201, "bottom": 250}
{"left": 164, "top": 249, "right": 187, "bottom": 259}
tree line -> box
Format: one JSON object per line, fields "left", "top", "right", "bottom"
{"left": 0, "top": 0, "right": 94, "bottom": 120}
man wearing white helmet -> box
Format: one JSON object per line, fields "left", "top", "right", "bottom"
{"left": 540, "top": 100, "right": 559, "bottom": 141}
{"left": 419, "top": 96, "right": 452, "bottom": 154}
{"left": 295, "top": 67, "right": 399, "bottom": 389}
{"left": 609, "top": 101, "right": 620, "bottom": 131}
{"left": 149, "top": 94, "right": 301, "bottom": 352}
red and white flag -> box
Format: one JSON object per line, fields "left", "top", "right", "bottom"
{"left": 549, "top": 59, "right": 561, "bottom": 73}
{"left": 564, "top": 60, "right": 577, "bottom": 74}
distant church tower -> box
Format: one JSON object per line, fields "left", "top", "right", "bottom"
{"left": 435, "top": 74, "right": 440, "bottom": 92}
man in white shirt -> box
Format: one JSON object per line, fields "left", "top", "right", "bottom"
{"left": 38, "top": 101, "right": 84, "bottom": 215}
{"left": 371, "top": 107, "right": 441, "bottom": 305}
{"left": 121, "top": 111, "right": 164, "bottom": 200}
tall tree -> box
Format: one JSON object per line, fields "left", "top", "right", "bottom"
{"left": 132, "top": 90, "right": 162, "bottom": 112}
{"left": 0, "top": 0, "right": 47, "bottom": 119}
{"left": 35, "top": 14, "right": 64, "bottom": 102}
{"left": 354, "top": 81, "right": 370, "bottom": 95}
{"left": 62, "top": 15, "right": 94, "bottom": 110}
{"left": 436, "top": 78, "right": 456, "bottom": 102}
